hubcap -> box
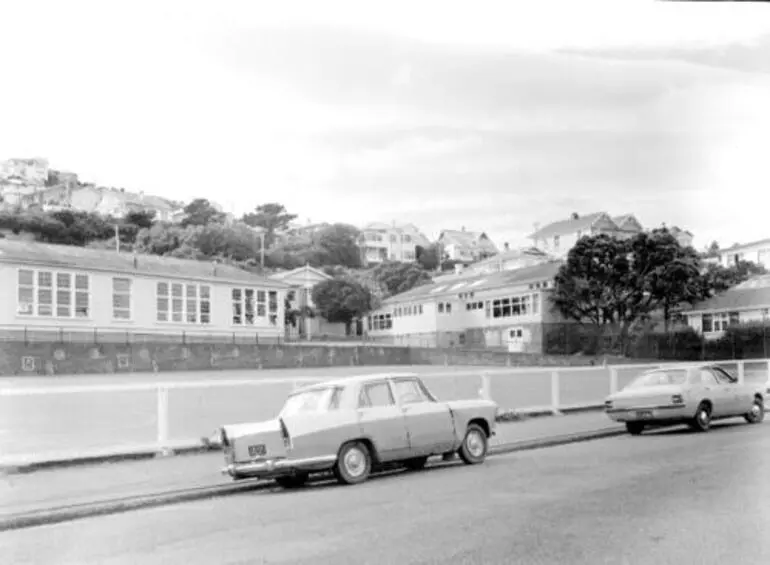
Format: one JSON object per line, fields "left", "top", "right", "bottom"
{"left": 466, "top": 430, "right": 485, "bottom": 458}
{"left": 751, "top": 403, "right": 761, "bottom": 418}
{"left": 699, "top": 410, "right": 709, "bottom": 424}
{"left": 344, "top": 447, "right": 366, "bottom": 477}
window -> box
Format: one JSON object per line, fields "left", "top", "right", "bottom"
{"left": 712, "top": 367, "right": 736, "bottom": 385}
{"left": 438, "top": 302, "right": 444, "bottom": 314}
{"left": 521, "top": 295, "right": 530, "bottom": 315}
{"left": 392, "top": 379, "right": 429, "bottom": 405}
{"left": 112, "top": 277, "right": 132, "bottom": 320}
{"left": 281, "top": 387, "right": 342, "bottom": 417}
{"left": 628, "top": 369, "right": 688, "bottom": 388}
{"left": 269, "top": 291, "right": 278, "bottom": 325}
{"left": 17, "top": 269, "right": 90, "bottom": 318}
{"left": 553, "top": 235, "right": 560, "bottom": 248}
{"left": 359, "top": 382, "right": 394, "bottom": 408}
{"left": 699, "top": 370, "right": 719, "bottom": 386}
{"left": 532, "top": 293, "right": 540, "bottom": 314}
{"left": 157, "top": 281, "right": 211, "bottom": 324}
{"left": 702, "top": 314, "right": 713, "bottom": 333}
{"left": 371, "top": 313, "right": 393, "bottom": 330}
{"left": 287, "top": 290, "right": 296, "bottom": 301}
{"left": 231, "top": 287, "right": 270, "bottom": 325}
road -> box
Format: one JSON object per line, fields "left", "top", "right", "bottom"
{"left": 2, "top": 419, "right": 769, "bottom": 564}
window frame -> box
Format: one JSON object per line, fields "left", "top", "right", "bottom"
{"left": 112, "top": 276, "right": 133, "bottom": 321}
{"left": 17, "top": 267, "right": 91, "bottom": 320}
{"left": 156, "top": 280, "right": 212, "bottom": 325}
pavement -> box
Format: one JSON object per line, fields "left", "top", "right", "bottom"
{"left": 0, "top": 411, "right": 622, "bottom": 524}
{"left": 1, "top": 418, "right": 768, "bottom": 564}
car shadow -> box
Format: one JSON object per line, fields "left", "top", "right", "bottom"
{"left": 641, "top": 419, "right": 749, "bottom": 437}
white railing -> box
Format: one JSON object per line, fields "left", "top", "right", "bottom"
{"left": 1, "top": 359, "right": 768, "bottom": 467}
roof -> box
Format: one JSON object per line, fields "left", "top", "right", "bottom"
{"left": 295, "top": 372, "right": 422, "bottom": 391}
{"left": 469, "top": 246, "right": 553, "bottom": 270}
{"left": 720, "top": 237, "right": 770, "bottom": 254}
{"left": 380, "top": 260, "right": 563, "bottom": 305}
{"left": 438, "top": 229, "right": 498, "bottom": 252}
{"left": 688, "top": 275, "right": 770, "bottom": 314}
{"left": 270, "top": 265, "right": 332, "bottom": 281}
{"left": 0, "top": 239, "right": 290, "bottom": 287}
{"left": 529, "top": 212, "right": 610, "bottom": 240}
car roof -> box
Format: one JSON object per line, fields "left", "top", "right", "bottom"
{"left": 294, "top": 372, "right": 421, "bottom": 393}
{"left": 646, "top": 363, "right": 723, "bottom": 373}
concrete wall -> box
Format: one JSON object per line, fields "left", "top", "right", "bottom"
{"left": 0, "top": 341, "right": 630, "bottom": 376}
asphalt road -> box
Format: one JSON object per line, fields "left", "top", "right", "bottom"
{"left": 2, "top": 419, "right": 769, "bottom": 565}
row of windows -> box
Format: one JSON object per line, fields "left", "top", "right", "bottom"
{"left": 394, "top": 304, "right": 423, "bottom": 317}
{"left": 369, "top": 313, "right": 393, "bottom": 331}
{"left": 437, "top": 302, "right": 452, "bottom": 314}
{"left": 491, "top": 294, "right": 539, "bottom": 318}
{"left": 701, "top": 312, "right": 739, "bottom": 333}
{"left": 16, "top": 269, "right": 280, "bottom": 326}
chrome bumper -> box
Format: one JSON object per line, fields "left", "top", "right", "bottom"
{"left": 222, "top": 455, "right": 337, "bottom": 478}
{"left": 606, "top": 404, "right": 691, "bottom": 422}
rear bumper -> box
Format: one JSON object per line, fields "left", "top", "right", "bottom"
{"left": 606, "top": 404, "right": 692, "bottom": 423}
{"left": 222, "top": 455, "right": 337, "bottom": 479}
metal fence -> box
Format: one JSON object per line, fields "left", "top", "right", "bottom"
{"left": 2, "top": 359, "right": 768, "bottom": 466}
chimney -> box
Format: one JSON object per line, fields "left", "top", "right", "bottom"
{"left": 571, "top": 212, "right": 579, "bottom": 220}
{"left": 504, "top": 242, "right": 510, "bottom": 251}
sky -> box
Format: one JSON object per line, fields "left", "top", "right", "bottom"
{"left": 2, "top": 0, "right": 770, "bottom": 250}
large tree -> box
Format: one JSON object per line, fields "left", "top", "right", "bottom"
{"left": 241, "top": 203, "right": 297, "bottom": 246}
{"left": 180, "top": 198, "right": 226, "bottom": 227}
{"left": 416, "top": 244, "right": 441, "bottom": 271}
{"left": 311, "top": 279, "right": 372, "bottom": 334}
{"left": 550, "top": 229, "right": 707, "bottom": 352}
{"left": 702, "top": 259, "right": 767, "bottom": 294}
{"left": 0, "top": 209, "right": 114, "bottom": 246}
{"left": 315, "top": 223, "right": 362, "bottom": 268}
{"left": 371, "top": 261, "right": 433, "bottom": 297}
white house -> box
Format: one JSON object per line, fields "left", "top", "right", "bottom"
{"left": 0, "top": 239, "right": 288, "bottom": 341}
{"left": 462, "top": 244, "right": 554, "bottom": 276}
{"left": 358, "top": 222, "right": 430, "bottom": 265}
{"left": 437, "top": 228, "right": 498, "bottom": 264}
{"left": 269, "top": 265, "right": 347, "bottom": 339}
{"left": 366, "top": 261, "right": 563, "bottom": 352}
{"left": 685, "top": 275, "right": 770, "bottom": 340}
{"left": 718, "top": 238, "right": 770, "bottom": 270}
{"left": 528, "top": 212, "right": 644, "bottom": 258}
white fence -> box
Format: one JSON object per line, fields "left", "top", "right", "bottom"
{"left": 1, "top": 359, "right": 768, "bottom": 467}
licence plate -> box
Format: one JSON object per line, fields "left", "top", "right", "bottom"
{"left": 634, "top": 411, "right": 653, "bottom": 419}
{"left": 248, "top": 444, "right": 267, "bottom": 457}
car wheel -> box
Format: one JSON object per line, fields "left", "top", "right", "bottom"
{"left": 745, "top": 396, "right": 765, "bottom": 424}
{"left": 334, "top": 441, "right": 372, "bottom": 485}
{"left": 691, "top": 402, "right": 712, "bottom": 432}
{"left": 274, "top": 473, "right": 309, "bottom": 489}
{"left": 403, "top": 456, "right": 429, "bottom": 471}
{"left": 625, "top": 422, "right": 645, "bottom": 436}
{"left": 458, "top": 423, "right": 488, "bottom": 465}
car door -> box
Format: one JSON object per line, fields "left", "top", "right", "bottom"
{"left": 713, "top": 366, "right": 752, "bottom": 414}
{"left": 699, "top": 368, "right": 733, "bottom": 417}
{"left": 391, "top": 377, "right": 456, "bottom": 456}
{"left": 357, "top": 381, "right": 411, "bottom": 462}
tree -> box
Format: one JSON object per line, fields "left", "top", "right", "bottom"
{"left": 550, "top": 229, "right": 707, "bottom": 353}
{"left": 702, "top": 260, "right": 768, "bottom": 294}
{"left": 122, "top": 209, "right": 157, "bottom": 230}
{"left": 180, "top": 198, "right": 226, "bottom": 227}
{"left": 0, "top": 209, "right": 114, "bottom": 246}
{"left": 371, "top": 261, "right": 432, "bottom": 297}
{"left": 241, "top": 203, "right": 297, "bottom": 246}
{"left": 315, "top": 223, "right": 362, "bottom": 268}
{"left": 311, "top": 279, "right": 372, "bottom": 334}
{"left": 416, "top": 244, "right": 440, "bottom": 271}
{"left": 133, "top": 221, "right": 263, "bottom": 263}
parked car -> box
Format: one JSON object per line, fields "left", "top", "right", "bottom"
{"left": 219, "top": 372, "right": 498, "bottom": 488}
{"left": 604, "top": 363, "right": 767, "bottom": 435}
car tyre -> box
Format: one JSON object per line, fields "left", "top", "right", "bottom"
{"left": 334, "top": 441, "right": 372, "bottom": 485}
{"left": 274, "top": 473, "right": 309, "bottom": 489}
{"left": 625, "top": 422, "right": 645, "bottom": 436}
{"left": 745, "top": 396, "right": 765, "bottom": 424}
{"left": 403, "top": 456, "right": 429, "bottom": 471}
{"left": 690, "top": 402, "right": 712, "bottom": 432}
{"left": 458, "top": 423, "right": 488, "bottom": 465}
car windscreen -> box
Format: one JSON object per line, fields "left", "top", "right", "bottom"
{"left": 626, "top": 369, "right": 688, "bottom": 388}
{"left": 280, "top": 387, "right": 340, "bottom": 417}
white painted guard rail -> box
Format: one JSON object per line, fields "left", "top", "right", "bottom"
{"left": 1, "top": 359, "right": 768, "bottom": 466}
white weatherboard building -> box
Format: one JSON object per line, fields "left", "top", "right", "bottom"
{"left": 686, "top": 276, "right": 770, "bottom": 340}
{"left": 0, "top": 239, "right": 288, "bottom": 341}
{"left": 366, "top": 261, "right": 563, "bottom": 352}
{"left": 717, "top": 238, "right": 770, "bottom": 270}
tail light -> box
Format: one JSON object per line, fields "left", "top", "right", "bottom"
{"left": 220, "top": 427, "right": 230, "bottom": 448}
{"left": 671, "top": 394, "right": 684, "bottom": 405}
{"left": 604, "top": 400, "right": 613, "bottom": 410}
{"left": 279, "top": 418, "right": 292, "bottom": 449}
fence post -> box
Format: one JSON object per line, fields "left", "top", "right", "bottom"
{"left": 609, "top": 366, "right": 619, "bottom": 395}
{"left": 156, "top": 385, "right": 171, "bottom": 456}
{"left": 737, "top": 360, "right": 745, "bottom": 385}
{"left": 479, "top": 372, "right": 492, "bottom": 401}
{"left": 550, "top": 370, "right": 562, "bottom": 416}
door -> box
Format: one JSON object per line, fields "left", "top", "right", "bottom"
{"left": 357, "top": 381, "right": 410, "bottom": 462}
{"left": 698, "top": 369, "right": 733, "bottom": 417}
{"left": 391, "top": 378, "right": 456, "bottom": 456}
{"left": 712, "top": 366, "right": 751, "bottom": 414}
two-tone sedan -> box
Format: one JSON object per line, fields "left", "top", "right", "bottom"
{"left": 219, "top": 373, "right": 499, "bottom": 488}
{"left": 605, "top": 363, "right": 767, "bottom": 435}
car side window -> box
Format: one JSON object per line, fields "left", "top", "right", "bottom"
{"left": 392, "top": 379, "right": 428, "bottom": 405}
{"left": 358, "top": 382, "right": 395, "bottom": 409}
{"left": 328, "top": 387, "right": 343, "bottom": 410}
{"left": 713, "top": 367, "right": 736, "bottom": 385}
{"left": 700, "top": 370, "right": 719, "bottom": 386}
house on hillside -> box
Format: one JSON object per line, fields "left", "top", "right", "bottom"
{"left": 717, "top": 238, "right": 770, "bottom": 270}
{"left": 269, "top": 265, "right": 347, "bottom": 339}
{"left": 528, "top": 212, "right": 643, "bottom": 258}
{"left": 365, "top": 261, "right": 563, "bottom": 352}
{"left": 358, "top": 222, "right": 430, "bottom": 266}
{"left": 437, "top": 228, "right": 498, "bottom": 264}
{"left": 685, "top": 275, "right": 770, "bottom": 339}
{"left": 68, "top": 186, "right": 179, "bottom": 221}
{"left": 0, "top": 239, "right": 288, "bottom": 344}
{"left": 463, "top": 243, "right": 554, "bottom": 276}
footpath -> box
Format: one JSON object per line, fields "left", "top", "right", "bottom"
{"left": 0, "top": 411, "right": 623, "bottom": 526}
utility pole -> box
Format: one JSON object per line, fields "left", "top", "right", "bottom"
{"left": 114, "top": 224, "right": 120, "bottom": 253}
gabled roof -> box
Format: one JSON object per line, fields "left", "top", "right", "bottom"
{"left": 688, "top": 276, "right": 770, "bottom": 314}
{"left": 719, "top": 237, "right": 770, "bottom": 254}
{"left": 438, "top": 229, "right": 498, "bottom": 253}
{"left": 379, "top": 260, "right": 562, "bottom": 306}
{"left": 0, "top": 239, "right": 289, "bottom": 287}
{"left": 270, "top": 265, "right": 332, "bottom": 281}
{"left": 529, "top": 212, "right": 614, "bottom": 240}
{"left": 469, "top": 246, "right": 553, "bottom": 270}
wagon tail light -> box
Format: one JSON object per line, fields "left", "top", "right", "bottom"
{"left": 279, "top": 418, "right": 292, "bottom": 449}
{"left": 671, "top": 394, "right": 684, "bottom": 405}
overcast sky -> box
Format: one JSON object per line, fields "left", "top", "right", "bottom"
{"left": 2, "top": 0, "right": 770, "bottom": 250}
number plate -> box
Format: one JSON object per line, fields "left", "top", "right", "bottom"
{"left": 634, "top": 410, "right": 653, "bottom": 419}
{"left": 248, "top": 444, "right": 267, "bottom": 457}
